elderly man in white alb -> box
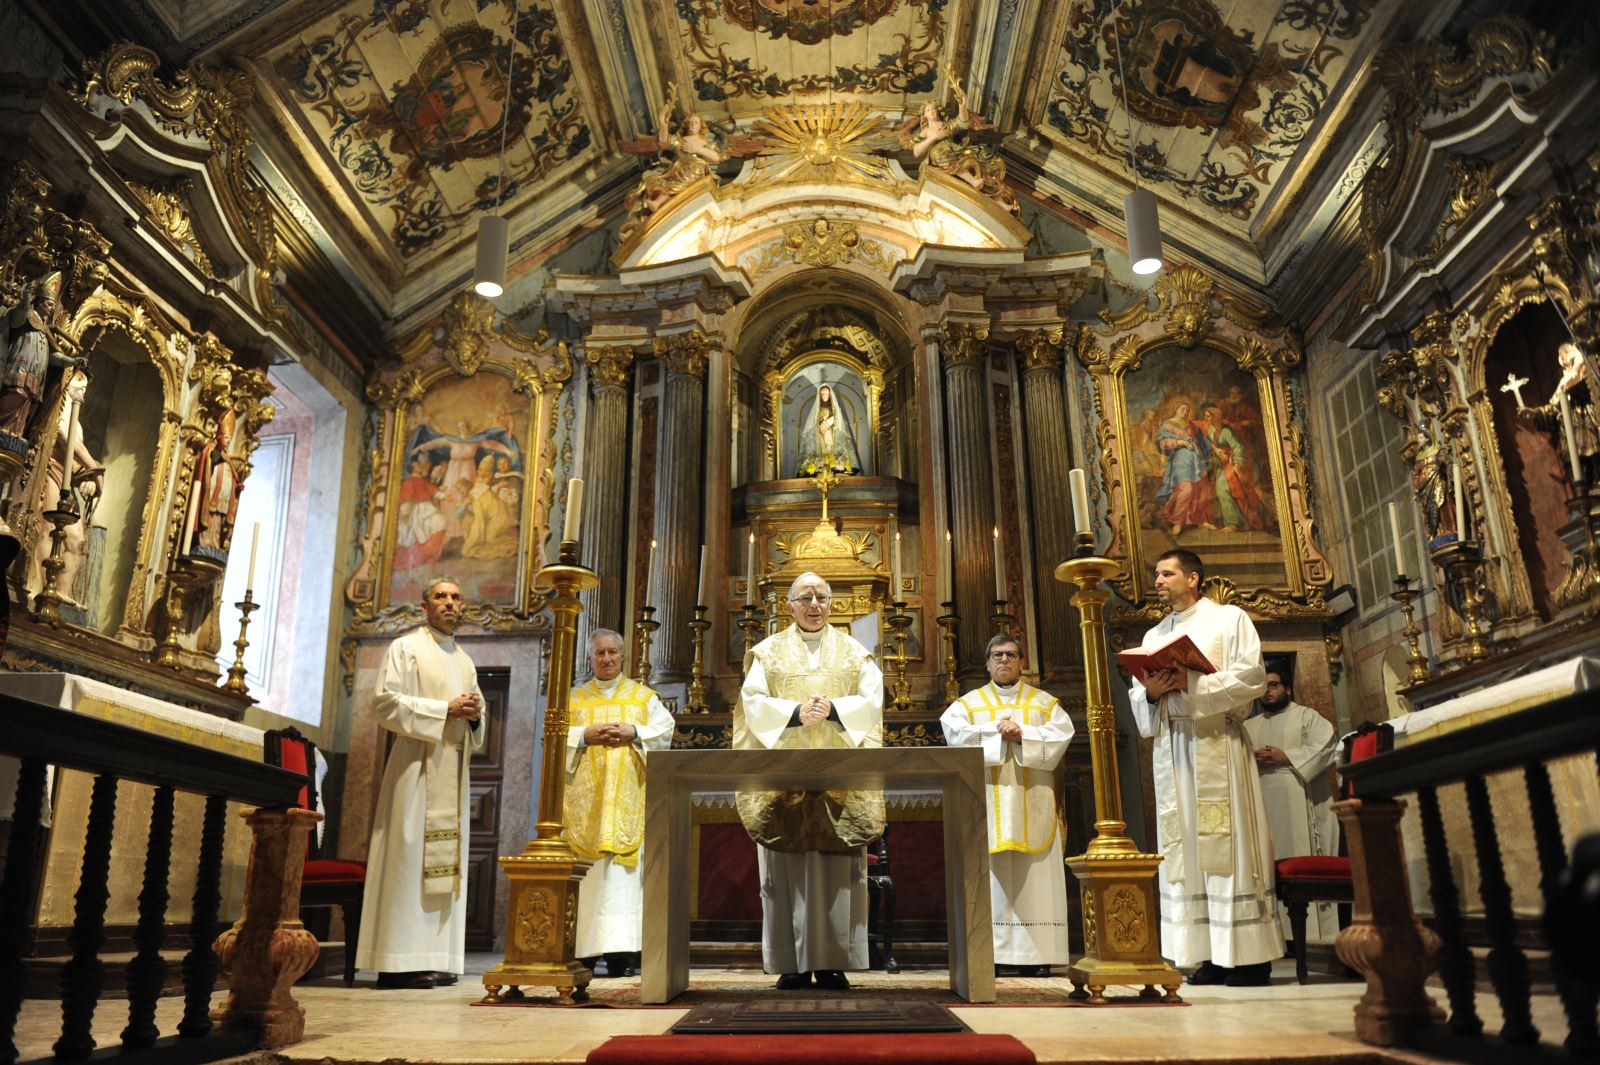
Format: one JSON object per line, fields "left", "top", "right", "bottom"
{"left": 357, "top": 578, "right": 486, "bottom": 989}
{"left": 1130, "top": 548, "right": 1281, "bottom": 987}
{"left": 564, "top": 627, "right": 676, "bottom": 978}
{"left": 737, "top": 571, "right": 884, "bottom": 991}
{"left": 941, "top": 633, "right": 1075, "bottom": 976}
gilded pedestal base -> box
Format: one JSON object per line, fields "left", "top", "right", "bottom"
{"left": 1065, "top": 851, "right": 1183, "bottom": 1004}
{"left": 479, "top": 844, "right": 594, "bottom": 1005}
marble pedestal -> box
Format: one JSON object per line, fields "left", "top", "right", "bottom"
{"left": 642, "top": 746, "right": 995, "bottom": 1003}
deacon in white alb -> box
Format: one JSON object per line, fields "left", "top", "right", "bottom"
{"left": 564, "top": 627, "right": 676, "bottom": 978}
{"left": 1129, "top": 548, "right": 1282, "bottom": 987}
{"left": 357, "top": 578, "right": 486, "bottom": 989}
{"left": 941, "top": 634, "right": 1075, "bottom": 975}
{"left": 737, "top": 572, "right": 884, "bottom": 991}
{"left": 1243, "top": 666, "right": 1339, "bottom": 941}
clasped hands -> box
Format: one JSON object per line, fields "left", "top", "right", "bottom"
{"left": 1253, "top": 744, "right": 1289, "bottom": 768}
{"left": 446, "top": 692, "right": 482, "bottom": 722}
{"left": 1142, "top": 666, "right": 1188, "bottom": 700}
{"left": 797, "top": 694, "right": 833, "bottom": 727}
{"left": 584, "top": 722, "right": 638, "bottom": 747}
{"left": 996, "top": 716, "right": 1023, "bottom": 744}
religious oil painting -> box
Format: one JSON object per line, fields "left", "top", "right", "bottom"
{"left": 1123, "top": 345, "right": 1286, "bottom": 593}
{"left": 384, "top": 371, "right": 531, "bottom": 609}
{"left": 781, "top": 358, "right": 874, "bottom": 477}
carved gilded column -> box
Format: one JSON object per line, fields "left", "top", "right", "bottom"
{"left": 650, "top": 331, "right": 711, "bottom": 679}
{"left": 578, "top": 345, "right": 635, "bottom": 644}
{"left": 1017, "top": 328, "right": 1082, "bottom": 679}
{"left": 940, "top": 320, "right": 994, "bottom": 675}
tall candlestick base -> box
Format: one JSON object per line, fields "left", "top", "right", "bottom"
{"left": 1055, "top": 553, "right": 1183, "bottom": 1003}
{"left": 1389, "top": 576, "right": 1431, "bottom": 688}
{"left": 482, "top": 551, "right": 600, "bottom": 1006}
{"left": 1429, "top": 538, "right": 1491, "bottom": 666}
{"left": 989, "top": 598, "right": 1015, "bottom": 640}
{"left": 1555, "top": 489, "right": 1600, "bottom": 616}
{"left": 153, "top": 557, "right": 223, "bottom": 669}
{"left": 885, "top": 601, "right": 913, "bottom": 712}
{"left": 685, "top": 605, "right": 711, "bottom": 713}
{"left": 738, "top": 601, "right": 765, "bottom": 659}
{"left": 222, "top": 590, "right": 259, "bottom": 696}
{"left": 31, "top": 506, "right": 80, "bottom": 624}
{"left": 937, "top": 603, "right": 961, "bottom": 704}
{"left": 633, "top": 604, "right": 659, "bottom": 686}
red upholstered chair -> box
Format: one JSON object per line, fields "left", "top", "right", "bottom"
{"left": 263, "top": 726, "right": 365, "bottom": 986}
{"left": 1275, "top": 721, "right": 1394, "bottom": 984}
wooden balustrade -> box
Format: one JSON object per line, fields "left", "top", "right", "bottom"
{"left": 0, "top": 692, "right": 311, "bottom": 1063}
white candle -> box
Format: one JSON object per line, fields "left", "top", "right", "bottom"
{"left": 644, "top": 538, "right": 657, "bottom": 604}
{"left": 992, "top": 525, "right": 1004, "bottom": 601}
{"left": 1559, "top": 388, "right": 1583, "bottom": 485}
{"left": 246, "top": 521, "right": 260, "bottom": 591}
{"left": 61, "top": 394, "right": 80, "bottom": 506}
{"left": 1452, "top": 461, "right": 1465, "bottom": 538}
{"left": 892, "top": 527, "right": 902, "bottom": 603}
{"left": 697, "top": 544, "right": 709, "bottom": 606}
{"left": 745, "top": 531, "right": 757, "bottom": 605}
{"left": 938, "top": 528, "right": 951, "bottom": 604}
{"left": 562, "top": 477, "right": 583, "bottom": 541}
{"left": 1069, "top": 467, "right": 1091, "bottom": 535}
{"left": 1387, "top": 502, "right": 1405, "bottom": 579}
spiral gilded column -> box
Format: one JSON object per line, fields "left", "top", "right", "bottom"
{"left": 1017, "top": 328, "right": 1082, "bottom": 679}
{"left": 578, "top": 345, "right": 635, "bottom": 650}
{"left": 649, "top": 330, "right": 711, "bottom": 679}
{"left": 940, "top": 320, "right": 995, "bottom": 676}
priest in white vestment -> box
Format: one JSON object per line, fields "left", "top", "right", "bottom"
{"left": 1244, "top": 665, "right": 1339, "bottom": 942}
{"left": 564, "top": 627, "right": 676, "bottom": 977}
{"left": 737, "top": 571, "right": 884, "bottom": 991}
{"left": 356, "top": 578, "right": 486, "bottom": 989}
{"left": 941, "top": 633, "right": 1075, "bottom": 975}
{"left": 1129, "top": 548, "right": 1282, "bottom": 987}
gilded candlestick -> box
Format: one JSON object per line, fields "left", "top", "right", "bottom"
{"left": 633, "top": 604, "right": 659, "bottom": 686}
{"left": 989, "top": 598, "right": 1015, "bottom": 639}
{"left": 1429, "top": 537, "right": 1491, "bottom": 665}
{"left": 31, "top": 505, "right": 80, "bottom": 624}
{"left": 483, "top": 537, "right": 599, "bottom": 1006}
{"left": 885, "top": 601, "right": 913, "bottom": 712}
{"left": 937, "top": 602, "right": 960, "bottom": 704}
{"left": 222, "top": 590, "right": 259, "bottom": 696}
{"left": 1389, "top": 575, "right": 1431, "bottom": 687}
{"left": 153, "top": 557, "right": 222, "bottom": 668}
{"left": 685, "top": 604, "right": 711, "bottom": 713}
{"left": 738, "top": 601, "right": 765, "bottom": 659}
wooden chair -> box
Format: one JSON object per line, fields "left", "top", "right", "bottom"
{"left": 1276, "top": 721, "right": 1394, "bottom": 984}
{"left": 866, "top": 826, "right": 898, "bottom": 973}
{"left": 262, "top": 726, "right": 366, "bottom": 987}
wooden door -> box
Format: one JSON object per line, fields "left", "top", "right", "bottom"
{"left": 465, "top": 668, "right": 508, "bottom": 951}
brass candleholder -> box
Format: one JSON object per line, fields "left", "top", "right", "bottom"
{"left": 633, "top": 604, "right": 658, "bottom": 686}
{"left": 1055, "top": 550, "right": 1182, "bottom": 1004}
{"left": 31, "top": 504, "right": 81, "bottom": 623}
{"left": 222, "top": 589, "right": 259, "bottom": 696}
{"left": 1556, "top": 488, "right": 1600, "bottom": 616}
{"left": 1429, "top": 537, "right": 1490, "bottom": 666}
{"left": 989, "top": 598, "right": 1015, "bottom": 639}
{"left": 885, "top": 601, "right": 913, "bottom": 712}
{"left": 153, "top": 557, "right": 223, "bottom": 668}
{"left": 482, "top": 537, "right": 599, "bottom": 1006}
{"left": 1389, "top": 575, "right": 1431, "bottom": 688}
{"left": 937, "top": 602, "right": 960, "bottom": 704}
{"left": 737, "top": 601, "right": 765, "bottom": 659}
{"left": 685, "top": 604, "right": 711, "bottom": 713}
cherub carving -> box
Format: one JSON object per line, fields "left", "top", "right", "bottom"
{"left": 617, "top": 83, "right": 765, "bottom": 242}
{"left": 890, "top": 71, "right": 1017, "bottom": 217}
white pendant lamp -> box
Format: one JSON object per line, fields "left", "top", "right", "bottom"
{"left": 472, "top": 0, "right": 519, "bottom": 298}
{"left": 1112, "top": 3, "right": 1163, "bottom": 275}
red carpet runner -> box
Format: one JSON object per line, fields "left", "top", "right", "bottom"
{"left": 586, "top": 1033, "right": 1035, "bottom": 1064}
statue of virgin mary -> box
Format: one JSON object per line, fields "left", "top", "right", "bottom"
{"left": 795, "top": 383, "right": 862, "bottom": 475}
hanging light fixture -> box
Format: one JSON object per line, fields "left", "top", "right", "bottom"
{"left": 1111, "top": 3, "right": 1163, "bottom": 275}
{"left": 473, "top": 0, "right": 519, "bottom": 298}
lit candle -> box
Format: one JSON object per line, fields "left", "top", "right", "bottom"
{"left": 1069, "top": 467, "right": 1091, "bottom": 535}
{"left": 562, "top": 477, "right": 583, "bottom": 541}
{"left": 892, "top": 527, "right": 902, "bottom": 603}
{"left": 745, "top": 531, "right": 757, "bottom": 605}
{"left": 1559, "top": 387, "right": 1583, "bottom": 485}
{"left": 1387, "top": 502, "right": 1405, "bottom": 580}
{"left": 938, "top": 528, "right": 951, "bottom": 604}
{"left": 1452, "top": 461, "right": 1465, "bottom": 538}
{"left": 992, "top": 525, "right": 1004, "bottom": 601}
{"left": 697, "top": 544, "right": 709, "bottom": 606}
{"left": 246, "top": 521, "right": 260, "bottom": 591}
{"left": 644, "top": 538, "right": 657, "bottom": 603}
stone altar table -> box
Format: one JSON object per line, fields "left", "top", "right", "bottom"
{"left": 642, "top": 746, "right": 995, "bottom": 1004}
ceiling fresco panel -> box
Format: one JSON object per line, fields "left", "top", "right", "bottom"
{"left": 260, "top": 0, "right": 596, "bottom": 263}
{"left": 1038, "top": 0, "right": 1388, "bottom": 230}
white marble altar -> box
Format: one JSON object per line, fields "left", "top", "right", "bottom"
{"left": 641, "top": 745, "right": 996, "bottom": 1004}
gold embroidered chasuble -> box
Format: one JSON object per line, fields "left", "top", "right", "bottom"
{"left": 734, "top": 624, "right": 884, "bottom": 853}
{"left": 563, "top": 678, "right": 660, "bottom": 867}
{"left": 941, "top": 683, "right": 1073, "bottom": 855}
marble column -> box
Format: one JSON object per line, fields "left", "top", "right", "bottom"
{"left": 940, "top": 320, "right": 995, "bottom": 676}
{"left": 649, "top": 330, "right": 712, "bottom": 679}
{"left": 1017, "top": 328, "right": 1082, "bottom": 679}
{"left": 578, "top": 344, "right": 635, "bottom": 649}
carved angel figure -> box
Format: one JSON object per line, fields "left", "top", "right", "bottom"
{"left": 890, "top": 75, "right": 1017, "bottom": 216}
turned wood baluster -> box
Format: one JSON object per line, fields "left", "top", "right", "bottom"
{"left": 178, "top": 795, "right": 227, "bottom": 1039}
{"left": 1463, "top": 774, "right": 1539, "bottom": 1046}
{"left": 1416, "top": 784, "right": 1482, "bottom": 1036}
{"left": 1523, "top": 762, "right": 1596, "bottom": 1055}
{"left": 53, "top": 772, "right": 119, "bottom": 1059}
{"left": 121, "top": 785, "right": 175, "bottom": 1049}
{"left": 0, "top": 758, "right": 48, "bottom": 1065}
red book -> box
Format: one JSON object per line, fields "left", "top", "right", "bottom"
{"left": 1115, "top": 633, "right": 1216, "bottom": 683}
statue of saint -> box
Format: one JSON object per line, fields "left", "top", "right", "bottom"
{"left": 796, "top": 383, "right": 862, "bottom": 476}
{"left": 28, "top": 367, "right": 102, "bottom": 602}
{"left": 1, "top": 272, "right": 75, "bottom": 448}
{"left": 184, "top": 408, "right": 240, "bottom": 558}
{"left": 1520, "top": 342, "right": 1599, "bottom": 486}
